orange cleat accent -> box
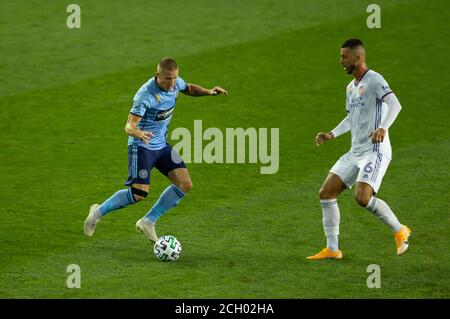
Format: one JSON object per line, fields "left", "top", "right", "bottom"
{"left": 307, "top": 247, "right": 343, "bottom": 260}
{"left": 394, "top": 225, "right": 411, "bottom": 256}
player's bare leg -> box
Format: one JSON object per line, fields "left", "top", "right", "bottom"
{"left": 168, "top": 168, "right": 193, "bottom": 193}
{"left": 354, "top": 181, "right": 375, "bottom": 207}
{"left": 355, "top": 182, "right": 411, "bottom": 255}
{"left": 307, "top": 173, "right": 347, "bottom": 260}
{"left": 319, "top": 173, "right": 347, "bottom": 200}
{"left": 131, "top": 183, "right": 150, "bottom": 201}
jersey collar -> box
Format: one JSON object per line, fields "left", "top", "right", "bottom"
{"left": 354, "top": 69, "right": 370, "bottom": 87}
{"left": 154, "top": 76, "right": 166, "bottom": 92}
{"left": 154, "top": 76, "right": 176, "bottom": 93}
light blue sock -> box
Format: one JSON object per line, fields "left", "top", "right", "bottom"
{"left": 98, "top": 189, "right": 136, "bottom": 216}
{"left": 144, "top": 184, "right": 186, "bottom": 223}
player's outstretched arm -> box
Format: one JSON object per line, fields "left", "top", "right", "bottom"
{"left": 125, "top": 113, "right": 153, "bottom": 144}
{"left": 184, "top": 83, "right": 228, "bottom": 96}
{"left": 315, "top": 115, "right": 350, "bottom": 146}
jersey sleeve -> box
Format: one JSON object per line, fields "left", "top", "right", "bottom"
{"left": 130, "top": 89, "right": 151, "bottom": 116}
{"left": 370, "top": 74, "right": 393, "bottom": 100}
{"left": 176, "top": 77, "right": 189, "bottom": 93}
{"left": 345, "top": 84, "right": 351, "bottom": 113}
{"left": 345, "top": 95, "right": 350, "bottom": 113}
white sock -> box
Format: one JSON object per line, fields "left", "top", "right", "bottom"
{"left": 320, "top": 199, "right": 340, "bottom": 252}
{"left": 366, "top": 197, "right": 402, "bottom": 232}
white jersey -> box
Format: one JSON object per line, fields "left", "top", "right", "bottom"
{"left": 346, "top": 69, "right": 393, "bottom": 159}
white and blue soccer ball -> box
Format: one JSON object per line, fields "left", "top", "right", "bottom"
{"left": 153, "top": 235, "right": 182, "bottom": 261}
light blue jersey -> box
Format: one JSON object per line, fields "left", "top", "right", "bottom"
{"left": 128, "top": 76, "right": 188, "bottom": 150}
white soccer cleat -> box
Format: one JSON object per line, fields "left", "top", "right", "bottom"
{"left": 136, "top": 218, "right": 158, "bottom": 243}
{"left": 84, "top": 204, "right": 101, "bottom": 237}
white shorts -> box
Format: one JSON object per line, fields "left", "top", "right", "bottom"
{"left": 330, "top": 151, "right": 390, "bottom": 193}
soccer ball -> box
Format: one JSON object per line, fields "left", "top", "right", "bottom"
{"left": 153, "top": 235, "right": 182, "bottom": 261}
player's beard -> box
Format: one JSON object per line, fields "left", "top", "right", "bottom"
{"left": 345, "top": 64, "right": 355, "bottom": 74}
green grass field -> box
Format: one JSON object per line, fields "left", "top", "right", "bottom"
{"left": 1, "top": 0, "right": 449, "bottom": 298}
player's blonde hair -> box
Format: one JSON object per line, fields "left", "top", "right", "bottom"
{"left": 157, "top": 57, "right": 178, "bottom": 72}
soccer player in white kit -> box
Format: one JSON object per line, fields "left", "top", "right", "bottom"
{"left": 307, "top": 39, "right": 411, "bottom": 260}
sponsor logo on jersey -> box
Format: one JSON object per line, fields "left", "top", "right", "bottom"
{"left": 155, "top": 107, "right": 175, "bottom": 121}
{"left": 350, "top": 97, "right": 365, "bottom": 108}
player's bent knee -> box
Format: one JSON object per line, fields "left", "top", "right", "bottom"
{"left": 133, "top": 195, "right": 146, "bottom": 202}
{"left": 355, "top": 193, "right": 370, "bottom": 207}
{"left": 319, "top": 188, "right": 335, "bottom": 200}
{"left": 131, "top": 187, "right": 149, "bottom": 202}
{"left": 318, "top": 188, "right": 327, "bottom": 199}
{"left": 179, "top": 181, "right": 193, "bottom": 193}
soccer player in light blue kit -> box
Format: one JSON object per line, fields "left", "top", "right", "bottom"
{"left": 84, "top": 57, "right": 228, "bottom": 242}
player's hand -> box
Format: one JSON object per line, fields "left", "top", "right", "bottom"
{"left": 315, "top": 132, "right": 334, "bottom": 146}
{"left": 369, "top": 128, "right": 386, "bottom": 143}
{"left": 209, "top": 86, "right": 228, "bottom": 96}
{"left": 140, "top": 131, "right": 153, "bottom": 144}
